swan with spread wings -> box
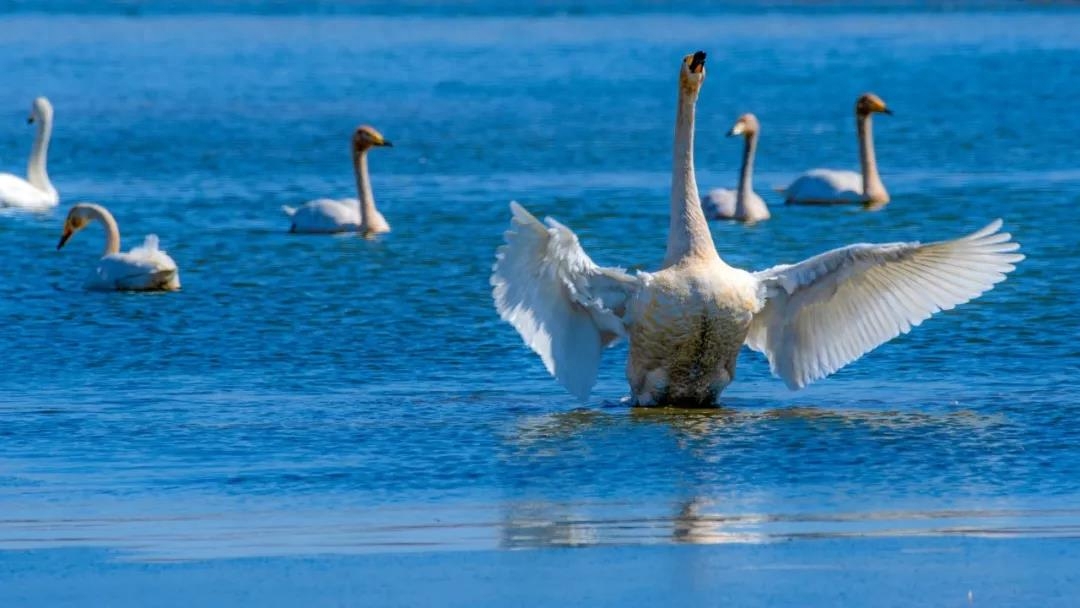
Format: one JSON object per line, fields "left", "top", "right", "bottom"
{"left": 491, "top": 52, "right": 1022, "bottom": 406}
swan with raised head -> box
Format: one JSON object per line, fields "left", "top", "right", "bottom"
{"left": 0, "top": 97, "right": 59, "bottom": 211}
{"left": 282, "top": 125, "right": 392, "bottom": 237}
{"left": 491, "top": 52, "right": 1022, "bottom": 406}
{"left": 703, "top": 113, "right": 770, "bottom": 223}
{"left": 780, "top": 93, "right": 891, "bottom": 206}
{"left": 57, "top": 203, "right": 180, "bottom": 291}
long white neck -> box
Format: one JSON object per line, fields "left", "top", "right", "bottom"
{"left": 85, "top": 204, "right": 121, "bottom": 256}
{"left": 663, "top": 83, "right": 717, "bottom": 267}
{"left": 353, "top": 147, "right": 377, "bottom": 230}
{"left": 27, "top": 112, "right": 55, "bottom": 195}
{"left": 857, "top": 113, "right": 886, "bottom": 202}
{"left": 735, "top": 131, "right": 758, "bottom": 218}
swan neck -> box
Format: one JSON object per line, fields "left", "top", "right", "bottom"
{"left": 353, "top": 147, "right": 377, "bottom": 228}
{"left": 735, "top": 131, "right": 757, "bottom": 216}
{"left": 664, "top": 86, "right": 717, "bottom": 267}
{"left": 857, "top": 113, "right": 885, "bottom": 201}
{"left": 27, "top": 112, "right": 54, "bottom": 193}
{"left": 87, "top": 204, "right": 121, "bottom": 256}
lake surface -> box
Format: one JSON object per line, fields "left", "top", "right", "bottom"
{"left": 1, "top": 3, "right": 1078, "bottom": 604}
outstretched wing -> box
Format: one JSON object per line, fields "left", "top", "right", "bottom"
{"left": 492, "top": 202, "right": 641, "bottom": 400}
{"left": 747, "top": 219, "right": 1023, "bottom": 389}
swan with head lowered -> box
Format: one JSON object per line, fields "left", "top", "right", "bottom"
{"left": 491, "top": 52, "right": 1022, "bottom": 406}
{"left": 0, "top": 97, "right": 59, "bottom": 211}
{"left": 283, "top": 125, "right": 392, "bottom": 237}
{"left": 703, "top": 113, "right": 770, "bottom": 223}
{"left": 780, "top": 93, "right": 891, "bottom": 206}
{"left": 57, "top": 203, "right": 180, "bottom": 291}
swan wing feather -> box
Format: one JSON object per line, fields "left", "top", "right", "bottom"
{"left": 492, "top": 201, "right": 640, "bottom": 400}
{"left": 747, "top": 219, "right": 1023, "bottom": 389}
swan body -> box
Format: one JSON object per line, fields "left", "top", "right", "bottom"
{"left": 782, "top": 93, "right": 891, "bottom": 206}
{"left": 704, "top": 113, "right": 770, "bottom": 223}
{"left": 779, "top": 168, "right": 864, "bottom": 205}
{"left": 0, "top": 97, "right": 58, "bottom": 210}
{"left": 286, "top": 125, "right": 392, "bottom": 237}
{"left": 57, "top": 203, "right": 180, "bottom": 291}
{"left": 492, "top": 53, "right": 1022, "bottom": 406}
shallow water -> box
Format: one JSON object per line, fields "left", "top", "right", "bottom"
{"left": 0, "top": 6, "right": 1079, "bottom": 566}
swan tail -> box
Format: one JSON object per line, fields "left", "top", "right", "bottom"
{"left": 281, "top": 205, "right": 297, "bottom": 217}
{"left": 491, "top": 202, "right": 637, "bottom": 402}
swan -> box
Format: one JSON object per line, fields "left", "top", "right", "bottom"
{"left": 491, "top": 52, "right": 1022, "bottom": 406}
{"left": 0, "top": 97, "right": 59, "bottom": 211}
{"left": 703, "top": 113, "right": 770, "bottom": 223}
{"left": 283, "top": 125, "right": 392, "bottom": 237}
{"left": 780, "top": 93, "right": 892, "bottom": 206}
{"left": 57, "top": 203, "right": 180, "bottom": 291}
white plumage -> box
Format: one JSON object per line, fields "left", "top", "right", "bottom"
{"left": 747, "top": 219, "right": 1023, "bottom": 389}
{"left": 780, "top": 169, "right": 865, "bottom": 205}
{"left": 0, "top": 97, "right": 59, "bottom": 211}
{"left": 285, "top": 125, "right": 392, "bottom": 237}
{"left": 58, "top": 203, "right": 180, "bottom": 292}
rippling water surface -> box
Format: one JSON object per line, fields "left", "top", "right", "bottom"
{"left": 0, "top": 6, "right": 1079, "bottom": 565}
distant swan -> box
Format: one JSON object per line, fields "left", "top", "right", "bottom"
{"left": 491, "top": 53, "right": 1021, "bottom": 406}
{"left": 0, "top": 97, "right": 58, "bottom": 211}
{"left": 283, "top": 125, "right": 392, "bottom": 237}
{"left": 57, "top": 203, "right": 180, "bottom": 291}
{"left": 703, "top": 113, "right": 770, "bottom": 223}
{"left": 781, "top": 93, "right": 892, "bottom": 206}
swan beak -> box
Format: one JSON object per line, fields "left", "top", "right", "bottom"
{"left": 882, "top": 107, "right": 894, "bottom": 116}
{"left": 727, "top": 124, "right": 745, "bottom": 137}
{"left": 689, "top": 50, "right": 706, "bottom": 74}
{"left": 380, "top": 140, "right": 393, "bottom": 147}
{"left": 27, "top": 116, "right": 34, "bottom": 124}
{"left": 57, "top": 228, "right": 72, "bottom": 250}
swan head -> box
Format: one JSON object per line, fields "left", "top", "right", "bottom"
{"left": 57, "top": 203, "right": 95, "bottom": 250}
{"left": 727, "top": 113, "right": 760, "bottom": 137}
{"left": 679, "top": 51, "right": 707, "bottom": 93}
{"left": 353, "top": 125, "right": 392, "bottom": 151}
{"left": 28, "top": 96, "right": 53, "bottom": 125}
{"left": 856, "top": 93, "right": 892, "bottom": 117}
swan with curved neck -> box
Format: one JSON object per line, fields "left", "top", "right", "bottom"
{"left": 0, "top": 97, "right": 59, "bottom": 211}
{"left": 491, "top": 54, "right": 1021, "bottom": 406}
{"left": 58, "top": 203, "right": 180, "bottom": 291}
{"left": 781, "top": 93, "right": 891, "bottom": 206}
{"left": 283, "top": 125, "right": 392, "bottom": 237}
{"left": 703, "top": 113, "right": 770, "bottom": 223}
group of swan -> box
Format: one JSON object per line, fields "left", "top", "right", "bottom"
{"left": 0, "top": 95, "right": 393, "bottom": 291}
{"left": 704, "top": 92, "right": 893, "bottom": 223}
{"left": 492, "top": 51, "right": 1022, "bottom": 406}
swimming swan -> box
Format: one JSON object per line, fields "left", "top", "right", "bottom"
{"left": 57, "top": 203, "right": 180, "bottom": 291}
{"left": 0, "top": 97, "right": 59, "bottom": 211}
{"left": 283, "top": 125, "right": 392, "bottom": 237}
{"left": 781, "top": 93, "right": 891, "bottom": 206}
{"left": 491, "top": 52, "right": 1022, "bottom": 406}
{"left": 703, "top": 113, "right": 770, "bottom": 223}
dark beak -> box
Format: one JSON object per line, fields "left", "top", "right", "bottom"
{"left": 27, "top": 116, "right": 34, "bottom": 124}
{"left": 689, "top": 51, "right": 706, "bottom": 73}
{"left": 381, "top": 140, "right": 393, "bottom": 147}
{"left": 57, "top": 229, "right": 72, "bottom": 250}
{"left": 882, "top": 107, "right": 893, "bottom": 116}
{"left": 726, "top": 129, "right": 738, "bottom": 137}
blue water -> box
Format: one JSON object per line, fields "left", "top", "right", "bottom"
{"left": 1, "top": 5, "right": 1079, "bottom": 567}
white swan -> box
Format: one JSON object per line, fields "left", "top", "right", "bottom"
{"left": 0, "top": 97, "right": 59, "bottom": 211}
{"left": 283, "top": 125, "right": 392, "bottom": 237}
{"left": 491, "top": 52, "right": 1022, "bottom": 406}
{"left": 781, "top": 93, "right": 892, "bottom": 206}
{"left": 703, "top": 113, "right": 770, "bottom": 223}
{"left": 57, "top": 203, "right": 180, "bottom": 291}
